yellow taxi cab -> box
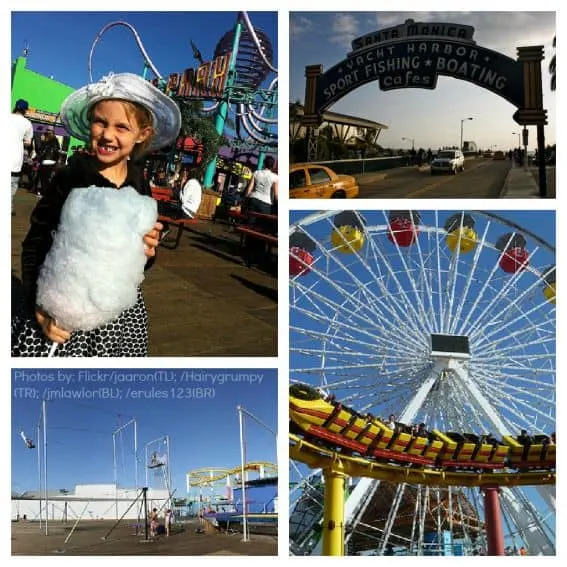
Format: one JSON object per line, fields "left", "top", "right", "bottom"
{"left": 290, "top": 163, "right": 359, "bottom": 198}
{"left": 492, "top": 150, "right": 506, "bottom": 160}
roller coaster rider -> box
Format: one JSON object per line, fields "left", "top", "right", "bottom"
{"left": 517, "top": 429, "right": 533, "bottom": 461}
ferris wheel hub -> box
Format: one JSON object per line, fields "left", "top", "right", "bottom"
{"left": 430, "top": 333, "right": 470, "bottom": 370}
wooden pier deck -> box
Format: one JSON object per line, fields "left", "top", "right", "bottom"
{"left": 11, "top": 190, "right": 277, "bottom": 357}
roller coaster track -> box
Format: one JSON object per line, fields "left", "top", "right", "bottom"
{"left": 188, "top": 462, "right": 277, "bottom": 486}
{"left": 290, "top": 434, "right": 555, "bottom": 488}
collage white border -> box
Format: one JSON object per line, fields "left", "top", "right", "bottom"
{"left": 4, "top": 0, "right": 563, "bottom": 563}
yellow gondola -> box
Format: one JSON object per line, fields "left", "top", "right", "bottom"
{"left": 543, "top": 283, "right": 556, "bottom": 304}
{"left": 446, "top": 227, "right": 477, "bottom": 254}
{"left": 331, "top": 225, "right": 365, "bottom": 254}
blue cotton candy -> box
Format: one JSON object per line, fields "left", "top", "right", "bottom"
{"left": 37, "top": 186, "right": 158, "bottom": 331}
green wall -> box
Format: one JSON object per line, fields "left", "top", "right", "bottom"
{"left": 11, "top": 56, "right": 83, "bottom": 151}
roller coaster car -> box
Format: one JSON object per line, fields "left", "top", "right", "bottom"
{"left": 502, "top": 435, "right": 555, "bottom": 469}
{"left": 289, "top": 388, "right": 387, "bottom": 454}
{"left": 432, "top": 430, "right": 509, "bottom": 469}
{"left": 289, "top": 386, "right": 439, "bottom": 467}
{"left": 290, "top": 384, "right": 548, "bottom": 472}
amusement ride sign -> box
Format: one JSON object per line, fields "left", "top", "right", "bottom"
{"left": 312, "top": 19, "right": 524, "bottom": 112}
{"left": 154, "top": 52, "right": 232, "bottom": 99}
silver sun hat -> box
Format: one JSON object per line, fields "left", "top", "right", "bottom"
{"left": 60, "top": 72, "right": 182, "bottom": 151}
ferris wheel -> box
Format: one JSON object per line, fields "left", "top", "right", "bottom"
{"left": 289, "top": 210, "right": 556, "bottom": 556}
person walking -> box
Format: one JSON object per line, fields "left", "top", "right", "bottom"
{"left": 244, "top": 155, "right": 278, "bottom": 216}
{"left": 10, "top": 99, "right": 34, "bottom": 214}
{"left": 243, "top": 155, "right": 278, "bottom": 266}
{"left": 36, "top": 126, "right": 61, "bottom": 196}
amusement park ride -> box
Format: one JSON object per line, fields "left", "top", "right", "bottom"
{"left": 88, "top": 12, "right": 277, "bottom": 188}
{"left": 289, "top": 211, "right": 556, "bottom": 556}
{"left": 187, "top": 462, "right": 277, "bottom": 506}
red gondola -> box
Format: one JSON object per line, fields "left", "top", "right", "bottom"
{"left": 387, "top": 211, "right": 421, "bottom": 247}
{"left": 290, "top": 232, "right": 316, "bottom": 277}
{"left": 496, "top": 233, "right": 529, "bottom": 273}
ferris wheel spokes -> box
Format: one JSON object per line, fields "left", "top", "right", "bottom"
{"left": 446, "top": 220, "right": 492, "bottom": 336}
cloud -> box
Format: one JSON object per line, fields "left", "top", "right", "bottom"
{"left": 290, "top": 15, "right": 313, "bottom": 39}
{"left": 329, "top": 14, "right": 361, "bottom": 49}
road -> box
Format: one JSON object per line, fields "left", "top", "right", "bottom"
{"left": 356, "top": 157, "right": 511, "bottom": 199}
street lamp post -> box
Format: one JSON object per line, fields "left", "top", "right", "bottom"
{"left": 460, "top": 117, "right": 474, "bottom": 152}
{"left": 401, "top": 137, "right": 415, "bottom": 151}
{"left": 512, "top": 132, "right": 520, "bottom": 149}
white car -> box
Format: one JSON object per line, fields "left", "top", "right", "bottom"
{"left": 430, "top": 150, "right": 465, "bottom": 175}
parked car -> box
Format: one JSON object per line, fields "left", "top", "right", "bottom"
{"left": 483, "top": 150, "right": 493, "bottom": 158}
{"left": 492, "top": 150, "right": 506, "bottom": 160}
{"left": 430, "top": 150, "right": 465, "bottom": 175}
{"left": 290, "top": 163, "right": 359, "bottom": 198}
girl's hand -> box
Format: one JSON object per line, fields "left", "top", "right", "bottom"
{"left": 144, "top": 221, "right": 163, "bottom": 257}
{"left": 36, "top": 310, "right": 71, "bottom": 344}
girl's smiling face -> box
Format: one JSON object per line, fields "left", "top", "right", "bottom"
{"left": 89, "top": 100, "right": 151, "bottom": 167}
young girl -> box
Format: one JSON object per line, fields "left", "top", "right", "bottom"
{"left": 12, "top": 72, "right": 182, "bottom": 356}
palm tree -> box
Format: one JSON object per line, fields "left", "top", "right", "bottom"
{"left": 549, "top": 36, "right": 556, "bottom": 91}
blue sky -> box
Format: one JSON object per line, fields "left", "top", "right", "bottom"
{"left": 12, "top": 369, "right": 277, "bottom": 496}
{"left": 11, "top": 11, "right": 277, "bottom": 89}
{"left": 11, "top": 11, "right": 278, "bottom": 143}
{"left": 290, "top": 12, "right": 556, "bottom": 152}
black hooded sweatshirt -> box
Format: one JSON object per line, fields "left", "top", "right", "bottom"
{"left": 20, "top": 153, "right": 154, "bottom": 315}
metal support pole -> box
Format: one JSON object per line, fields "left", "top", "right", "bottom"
{"left": 134, "top": 421, "right": 138, "bottom": 495}
{"left": 102, "top": 487, "right": 146, "bottom": 541}
{"left": 113, "top": 433, "right": 118, "bottom": 520}
{"left": 483, "top": 487, "right": 505, "bottom": 556}
{"left": 37, "top": 423, "right": 42, "bottom": 532}
{"left": 167, "top": 435, "right": 172, "bottom": 501}
{"left": 238, "top": 406, "right": 249, "bottom": 542}
{"left": 203, "top": 16, "right": 243, "bottom": 188}
{"left": 64, "top": 502, "right": 89, "bottom": 544}
{"left": 42, "top": 399, "right": 48, "bottom": 535}
{"left": 143, "top": 487, "right": 149, "bottom": 540}
{"left": 537, "top": 124, "right": 547, "bottom": 198}
{"left": 322, "top": 462, "right": 346, "bottom": 556}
